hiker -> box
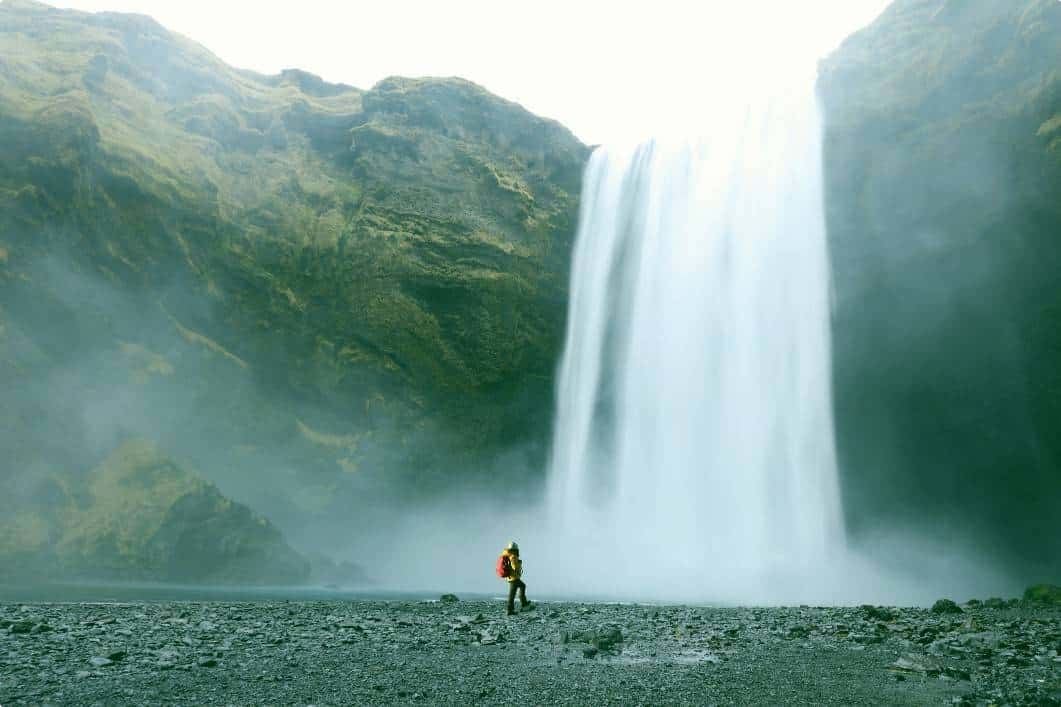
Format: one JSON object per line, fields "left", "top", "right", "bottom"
{"left": 496, "top": 541, "right": 531, "bottom": 615}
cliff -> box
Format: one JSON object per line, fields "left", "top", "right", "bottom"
{"left": 819, "top": 0, "right": 1061, "bottom": 574}
{"left": 0, "top": 0, "right": 588, "bottom": 570}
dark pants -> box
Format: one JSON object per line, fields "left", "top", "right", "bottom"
{"left": 506, "top": 579, "right": 527, "bottom": 612}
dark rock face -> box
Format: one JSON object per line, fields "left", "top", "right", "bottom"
{"left": 148, "top": 488, "right": 310, "bottom": 585}
{"left": 0, "top": 1, "right": 588, "bottom": 574}
{"left": 819, "top": 0, "right": 1061, "bottom": 576}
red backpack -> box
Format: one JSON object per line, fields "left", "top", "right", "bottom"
{"left": 495, "top": 553, "right": 513, "bottom": 579}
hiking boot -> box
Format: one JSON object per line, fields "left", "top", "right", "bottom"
{"left": 506, "top": 608, "right": 516, "bottom": 616}
{"left": 521, "top": 601, "right": 534, "bottom": 612}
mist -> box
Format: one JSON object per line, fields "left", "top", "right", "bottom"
{"left": 311, "top": 485, "right": 1020, "bottom": 607}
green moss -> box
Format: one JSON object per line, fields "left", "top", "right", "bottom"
{"left": 58, "top": 440, "right": 205, "bottom": 569}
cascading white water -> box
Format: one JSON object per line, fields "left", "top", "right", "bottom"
{"left": 545, "top": 78, "right": 845, "bottom": 601}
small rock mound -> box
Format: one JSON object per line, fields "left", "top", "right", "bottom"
{"left": 438, "top": 594, "right": 459, "bottom": 604}
{"left": 930, "top": 599, "right": 962, "bottom": 614}
{"left": 890, "top": 653, "right": 941, "bottom": 676}
{"left": 9, "top": 619, "right": 36, "bottom": 634}
{"left": 561, "top": 626, "right": 624, "bottom": 658}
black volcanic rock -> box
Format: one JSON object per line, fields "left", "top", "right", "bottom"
{"left": 930, "top": 599, "right": 963, "bottom": 615}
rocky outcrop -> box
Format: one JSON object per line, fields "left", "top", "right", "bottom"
{"left": 0, "top": 440, "right": 310, "bottom": 584}
{"left": 819, "top": 0, "right": 1061, "bottom": 575}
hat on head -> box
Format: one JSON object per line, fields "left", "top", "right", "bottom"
{"left": 506, "top": 541, "right": 519, "bottom": 552}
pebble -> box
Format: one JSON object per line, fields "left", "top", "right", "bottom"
{"left": 0, "top": 598, "right": 1056, "bottom": 705}
{"left": 9, "top": 620, "right": 35, "bottom": 634}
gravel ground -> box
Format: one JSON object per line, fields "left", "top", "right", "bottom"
{"left": 1, "top": 598, "right": 1058, "bottom": 705}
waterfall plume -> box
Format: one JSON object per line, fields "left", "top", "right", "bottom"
{"left": 544, "top": 79, "right": 845, "bottom": 602}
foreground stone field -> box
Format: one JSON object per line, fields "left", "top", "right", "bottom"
{"left": 1, "top": 599, "right": 1058, "bottom": 705}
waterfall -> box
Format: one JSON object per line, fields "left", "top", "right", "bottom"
{"left": 545, "top": 79, "right": 844, "bottom": 601}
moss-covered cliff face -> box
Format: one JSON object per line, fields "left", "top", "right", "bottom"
{"left": 0, "top": 0, "right": 587, "bottom": 569}
{"left": 820, "top": 0, "right": 1061, "bottom": 573}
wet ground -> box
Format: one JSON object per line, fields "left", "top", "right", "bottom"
{"left": 1, "top": 598, "right": 1058, "bottom": 705}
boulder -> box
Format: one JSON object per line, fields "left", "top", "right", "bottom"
{"left": 9, "top": 619, "right": 35, "bottom": 634}
{"left": 930, "top": 599, "right": 963, "bottom": 615}
{"left": 560, "top": 627, "right": 623, "bottom": 652}
{"left": 890, "top": 653, "right": 942, "bottom": 675}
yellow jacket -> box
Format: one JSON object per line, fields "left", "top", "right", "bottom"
{"left": 501, "top": 550, "right": 522, "bottom": 582}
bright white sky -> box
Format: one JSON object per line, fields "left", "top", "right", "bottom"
{"left": 46, "top": 0, "right": 893, "bottom": 144}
